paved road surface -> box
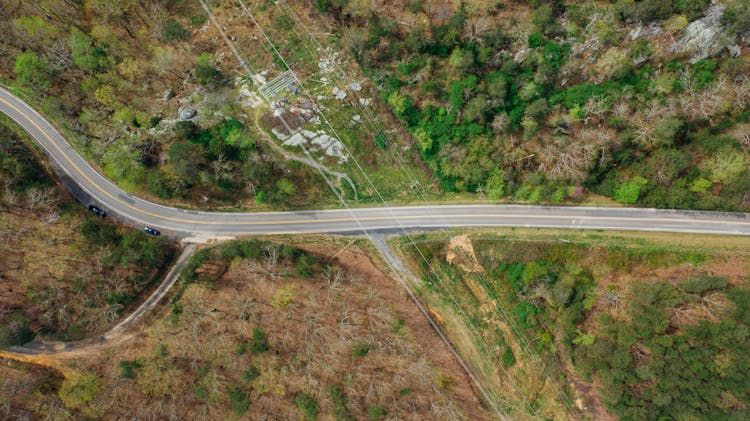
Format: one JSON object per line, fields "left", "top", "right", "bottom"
{"left": 3, "top": 86, "right": 750, "bottom": 238}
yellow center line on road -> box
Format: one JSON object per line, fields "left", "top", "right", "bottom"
{"left": 2, "top": 94, "right": 750, "bottom": 230}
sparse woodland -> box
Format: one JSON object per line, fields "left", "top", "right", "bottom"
{"left": 0, "top": 123, "right": 174, "bottom": 346}
{"left": 2, "top": 239, "right": 489, "bottom": 420}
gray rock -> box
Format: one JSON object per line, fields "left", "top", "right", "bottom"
{"left": 179, "top": 108, "right": 196, "bottom": 120}
{"left": 629, "top": 23, "right": 662, "bottom": 41}
{"left": 728, "top": 44, "right": 742, "bottom": 58}
{"left": 162, "top": 88, "right": 174, "bottom": 101}
{"left": 672, "top": 4, "right": 729, "bottom": 63}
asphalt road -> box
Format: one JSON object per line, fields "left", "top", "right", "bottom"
{"left": 3, "top": 86, "right": 750, "bottom": 238}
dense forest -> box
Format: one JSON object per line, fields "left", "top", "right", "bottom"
{"left": 320, "top": 0, "right": 750, "bottom": 210}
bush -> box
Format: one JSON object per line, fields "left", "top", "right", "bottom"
{"left": 720, "top": 0, "right": 750, "bottom": 36}
{"left": 678, "top": 275, "right": 729, "bottom": 294}
{"left": 58, "top": 373, "right": 102, "bottom": 410}
{"left": 502, "top": 347, "right": 516, "bottom": 367}
{"left": 525, "top": 98, "right": 550, "bottom": 121}
{"left": 295, "top": 393, "right": 319, "bottom": 420}
{"left": 528, "top": 32, "right": 544, "bottom": 48}
{"left": 0, "top": 314, "right": 34, "bottom": 348}
{"left": 676, "top": 0, "right": 710, "bottom": 20}
{"left": 250, "top": 326, "right": 270, "bottom": 354}
{"left": 485, "top": 168, "right": 506, "bottom": 200}
{"left": 243, "top": 365, "right": 260, "bottom": 383}
{"left": 146, "top": 169, "right": 172, "bottom": 199}
{"left": 691, "top": 60, "right": 717, "bottom": 89}
{"left": 367, "top": 406, "right": 387, "bottom": 419}
{"left": 161, "top": 20, "right": 189, "bottom": 41}
{"left": 328, "top": 385, "right": 355, "bottom": 421}
{"left": 614, "top": 176, "right": 647, "bottom": 203}
{"left": 227, "top": 386, "right": 250, "bottom": 415}
{"left": 195, "top": 52, "right": 221, "bottom": 86}
{"left": 14, "top": 52, "right": 50, "bottom": 91}
{"left": 352, "top": 342, "right": 370, "bottom": 357}
{"left": 118, "top": 359, "right": 143, "bottom": 379}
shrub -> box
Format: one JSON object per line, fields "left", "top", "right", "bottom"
{"left": 485, "top": 168, "right": 506, "bottom": 200}
{"left": 525, "top": 98, "right": 550, "bottom": 120}
{"left": 676, "top": 0, "right": 710, "bottom": 20}
{"left": 118, "top": 359, "right": 143, "bottom": 379}
{"left": 161, "top": 20, "right": 189, "bottom": 41}
{"left": 146, "top": 169, "right": 172, "bottom": 199}
{"left": 352, "top": 342, "right": 370, "bottom": 357}
{"left": 295, "top": 393, "right": 319, "bottom": 420}
{"left": 528, "top": 32, "right": 544, "bottom": 48}
{"left": 195, "top": 52, "right": 221, "bottom": 86}
{"left": 678, "top": 275, "right": 729, "bottom": 294}
{"left": 706, "top": 151, "right": 746, "bottom": 184}
{"left": 227, "top": 386, "right": 250, "bottom": 415}
{"left": 14, "top": 52, "right": 50, "bottom": 91}
{"left": 58, "top": 373, "right": 102, "bottom": 410}
{"left": 689, "top": 178, "right": 712, "bottom": 193}
{"left": 250, "top": 326, "right": 270, "bottom": 353}
{"left": 328, "top": 385, "right": 356, "bottom": 421}
{"left": 721, "top": 0, "right": 750, "bottom": 36}
{"left": 367, "top": 406, "right": 387, "bottom": 419}
{"left": 614, "top": 176, "right": 647, "bottom": 203}
{"left": 243, "top": 365, "right": 260, "bottom": 383}
{"left": 0, "top": 314, "right": 34, "bottom": 348}
{"left": 691, "top": 60, "right": 717, "bottom": 89}
{"left": 502, "top": 347, "right": 516, "bottom": 367}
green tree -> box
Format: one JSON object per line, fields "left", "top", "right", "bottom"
{"left": 195, "top": 52, "right": 221, "bottom": 86}
{"left": 706, "top": 151, "right": 745, "bottom": 184}
{"left": 525, "top": 98, "right": 550, "bottom": 121}
{"left": 676, "top": 0, "right": 710, "bottom": 20}
{"left": 387, "top": 91, "right": 409, "bottom": 116}
{"left": 168, "top": 141, "right": 202, "bottom": 185}
{"left": 146, "top": 169, "right": 172, "bottom": 199}
{"left": 71, "top": 29, "right": 111, "bottom": 73}
{"left": 463, "top": 95, "right": 490, "bottom": 123}
{"left": 448, "top": 47, "right": 474, "bottom": 74}
{"left": 720, "top": 0, "right": 750, "bottom": 36}
{"left": 14, "top": 53, "right": 51, "bottom": 91}
{"left": 532, "top": 4, "right": 558, "bottom": 35}
{"left": 485, "top": 71, "right": 508, "bottom": 101}
{"left": 104, "top": 143, "right": 145, "bottom": 185}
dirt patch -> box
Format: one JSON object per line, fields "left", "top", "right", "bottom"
{"left": 446, "top": 235, "right": 484, "bottom": 273}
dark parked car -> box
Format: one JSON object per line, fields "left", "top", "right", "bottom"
{"left": 143, "top": 226, "right": 161, "bottom": 236}
{"left": 88, "top": 205, "right": 106, "bottom": 217}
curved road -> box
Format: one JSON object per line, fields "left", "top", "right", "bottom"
{"left": 3, "top": 86, "right": 750, "bottom": 238}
